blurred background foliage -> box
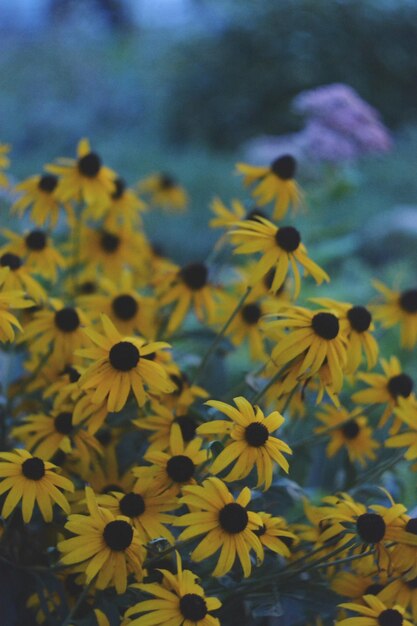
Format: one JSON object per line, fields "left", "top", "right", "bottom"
{"left": 0, "top": 0, "right": 416, "bottom": 277}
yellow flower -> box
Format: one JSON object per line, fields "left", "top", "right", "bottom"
{"left": 0, "top": 228, "right": 65, "bottom": 282}
{"left": 263, "top": 304, "right": 348, "bottom": 393}
{"left": 133, "top": 425, "right": 208, "bottom": 494}
{"left": 58, "top": 487, "right": 145, "bottom": 594}
{"left": 137, "top": 172, "right": 188, "bottom": 211}
{"left": 311, "top": 297, "right": 379, "bottom": 373}
{"left": 237, "top": 154, "right": 302, "bottom": 220}
{"left": 372, "top": 281, "right": 417, "bottom": 349}
{"left": 352, "top": 357, "right": 414, "bottom": 430}
{"left": 125, "top": 552, "right": 221, "bottom": 626}
{"left": 11, "top": 172, "right": 73, "bottom": 227}
{"left": 386, "top": 395, "right": 417, "bottom": 462}
{"left": 255, "top": 511, "right": 296, "bottom": 556}
{"left": 0, "top": 449, "right": 73, "bottom": 522}
{"left": 156, "top": 261, "right": 220, "bottom": 335}
{"left": 198, "top": 396, "right": 291, "bottom": 490}
{"left": 0, "top": 251, "right": 46, "bottom": 302}
{"left": 46, "top": 138, "right": 116, "bottom": 212}
{"left": 209, "top": 196, "right": 249, "bottom": 229}
{"left": 337, "top": 595, "right": 412, "bottom": 626}
{"left": 0, "top": 267, "right": 33, "bottom": 342}
{"left": 176, "top": 476, "right": 263, "bottom": 577}
{"left": 315, "top": 404, "right": 379, "bottom": 466}
{"left": 77, "top": 315, "right": 175, "bottom": 412}
{"left": 229, "top": 216, "right": 329, "bottom": 297}
{"left": 133, "top": 402, "right": 200, "bottom": 452}
{"left": 104, "top": 176, "right": 147, "bottom": 229}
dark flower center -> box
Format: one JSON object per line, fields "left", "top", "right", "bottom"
{"left": 100, "top": 231, "right": 120, "bottom": 253}
{"left": 241, "top": 303, "right": 262, "bottom": 325}
{"left": 0, "top": 253, "right": 22, "bottom": 271}
{"left": 159, "top": 173, "right": 176, "bottom": 189}
{"left": 347, "top": 306, "right": 372, "bottom": 333}
{"left": 246, "top": 208, "right": 266, "bottom": 221}
{"left": 406, "top": 518, "right": 417, "bottom": 534}
{"left": 109, "top": 341, "right": 140, "bottom": 371}
{"left": 111, "top": 294, "right": 138, "bottom": 321}
{"left": 25, "top": 230, "right": 47, "bottom": 251}
{"left": 180, "top": 263, "right": 208, "bottom": 291}
{"left": 275, "top": 226, "right": 301, "bottom": 252}
{"left": 54, "top": 307, "right": 80, "bottom": 333}
{"left": 103, "top": 520, "right": 133, "bottom": 551}
{"left": 54, "top": 412, "right": 73, "bottom": 435}
{"left": 78, "top": 280, "right": 97, "bottom": 295}
{"left": 179, "top": 594, "right": 207, "bottom": 621}
{"left": 112, "top": 177, "right": 126, "bottom": 200}
{"left": 62, "top": 365, "right": 81, "bottom": 383}
{"left": 38, "top": 174, "right": 58, "bottom": 193}
{"left": 96, "top": 428, "right": 112, "bottom": 446}
{"left": 166, "top": 455, "right": 195, "bottom": 483}
{"left": 254, "top": 524, "right": 266, "bottom": 536}
{"left": 387, "top": 374, "right": 413, "bottom": 399}
{"left": 119, "top": 493, "right": 146, "bottom": 518}
{"left": 175, "top": 415, "right": 197, "bottom": 442}
{"left": 377, "top": 609, "right": 403, "bottom": 626}
{"left": 78, "top": 152, "right": 102, "bottom": 178}
{"left": 245, "top": 422, "right": 269, "bottom": 447}
{"left": 312, "top": 312, "right": 339, "bottom": 340}
{"left": 170, "top": 373, "right": 185, "bottom": 395}
{"left": 341, "top": 419, "right": 360, "bottom": 440}
{"left": 364, "top": 583, "right": 384, "bottom": 595}
{"left": 22, "top": 457, "right": 45, "bottom": 480}
{"left": 270, "top": 155, "right": 297, "bottom": 180}
{"left": 219, "top": 502, "right": 249, "bottom": 534}
{"left": 356, "top": 513, "right": 386, "bottom": 543}
{"left": 399, "top": 289, "right": 417, "bottom": 314}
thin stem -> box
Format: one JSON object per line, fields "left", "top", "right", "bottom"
{"left": 191, "top": 286, "right": 252, "bottom": 385}
{"left": 62, "top": 580, "right": 92, "bottom": 626}
{"left": 251, "top": 364, "right": 289, "bottom": 405}
{"left": 309, "top": 549, "right": 373, "bottom": 571}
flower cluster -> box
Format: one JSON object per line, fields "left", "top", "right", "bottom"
{"left": 0, "top": 138, "right": 415, "bottom": 626}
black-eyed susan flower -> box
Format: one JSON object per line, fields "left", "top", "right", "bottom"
{"left": 78, "top": 271, "right": 157, "bottom": 339}
{"left": 98, "top": 480, "right": 179, "bottom": 544}
{"left": 156, "top": 261, "right": 219, "bottom": 335}
{"left": 263, "top": 305, "right": 348, "bottom": 393}
{"left": 81, "top": 226, "right": 151, "bottom": 280}
{"left": 133, "top": 425, "right": 208, "bottom": 495}
{"left": 390, "top": 516, "right": 417, "bottom": 580}
{"left": 46, "top": 138, "right": 116, "bottom": 212}
{"left": 175, "top": 476, "right": 263, "bottom": 577}
{"left": 58, "top": 487, "right": 145, "bottom": 594}
{"left": 78, "top": 315, "right": 175, "bottom": 412}
{"left": 386, "top": 396, "right": 417, "bottom": 463}
{"left": 352, "top": 357, "right": 414, "bottom": 430}
{"left": 125, "top": 552, "right": 221, "bottom": 626}
{"left": 104, "top": 176, "right": 147, "bottom": 229}
{"left": 331, "top": 567, "right": 386, "bottom": 601}
{"left": 23, "top": 301, "right": 89, "bottom": 366}
{"left": 237, "top": 155, "right": 302, "bottom": 220}
{"left": 209, "top": 196, "right": 246, "bottom": 229}
{"left": 315, "top": 404, "right": 379, "bottom": 466}
{"left": 81, "top": 437, "right": 135, "bottom": 495}
{"left": 319, "top": 493, "right": 417, "bottom": 569}
{"left": 337, "top": 595, "right": 412, "bottom": 626}
{"left": 198, "top": 397, "right": 291, "bottom": 490}
{"left": 133, "top": 402, "right": 200, "bottom": 452}
{"left": 379, "top": 578, "right": 417, "bottom": 621}
{"left": 255, "top": 512, "right": 296, "bottom": 556}
{"left": 0, "top": 251, "right": 46, "bottom": 302}
{"left": 0, "top": 228, "right": 65, "bottom": 281}
{"left": 0, "top": 449, "right": 73, "bottom": 522}
{"left": 12, "top": 172, "right": 73, "bottom": 227}
{"left": 157, "top": 368, "right": 209, "bottom": 413}
{"left": 138, "top": 172, "right": 188, "bottom": 212}
{"left": 11, "top": 406, "right": 102, "bottom": 472}
{"left": 229, "top": 217, "right": 329, "bottom": 297}
{"left": 72, "top": 392, "right": 108, "bottom": 435}
{"left": 0, "top": 143, "right": 10, "bottom": 187}
{"left": 0, "top": 267, "right": 33, "bottom": 342}
{"left": 312, "top": 297, "right": 379, "bottom": 373}
{"left": 373, "top": 281, "right": 417, "bottom": 349}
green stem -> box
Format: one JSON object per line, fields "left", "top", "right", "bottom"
{"left": 251, "top": 364, "right": 289, "bottom": 405}
{"left": 191, "top": 286, "right": 252, "bottom": 385}
{"left": 62, "top": 580, "right": 92, "bottom": 626}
